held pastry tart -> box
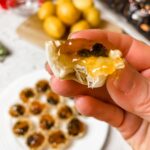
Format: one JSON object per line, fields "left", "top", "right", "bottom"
{"left": 46, "top": 38, "right": 125, "bottom": 88}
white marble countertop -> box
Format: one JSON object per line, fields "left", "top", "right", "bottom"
{"left": 0, "top": 10, "right": 45, "bottom": 91}
{"left": 0, "top": 8, "right": 133, "bottom": 150}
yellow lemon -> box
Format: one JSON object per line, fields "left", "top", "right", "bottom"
{"left": 43, "top": 16, "right": 65, "bottom": 39}
{"left": 72, "top": 0, "right": 93, "bottom": 11}
{"left": 56, "top": 0, "right": 72, "bottom": 5}
{"left": 38, "top": 1, "right": 55, "bottom": 20}
{"left": 84, "top": 7, "right": 101, "bottom": 28}
{"left": 56, "top": 2, "right": 81, "bottom": 26}
{"left": 70, "top": 20, "right": 90, "bottom": 33}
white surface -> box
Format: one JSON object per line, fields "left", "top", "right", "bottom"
{"left": 103, "top": 127, "right": 132, "bottom": 150}
{"left": 0, "top": 6, "right": 141, "bottom": 150}
{"left": 0, "top": 69, "right": 109, "bottom": 150}
{"left": 0, "top": 10, "right": 46, "bottom": 92}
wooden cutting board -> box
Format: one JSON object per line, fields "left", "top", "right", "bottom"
{"left": 17, "top": 15, "right": 122, "bottom": 48}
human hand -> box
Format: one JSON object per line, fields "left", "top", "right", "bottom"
{"left": 46, "top": 29, "right": 150, "bottom": 150}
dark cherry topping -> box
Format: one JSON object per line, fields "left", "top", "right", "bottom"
{"left": 57, "top": 105, "right": 73, "bottom": 119}
{"left": 67, "top": 118, "right": 84, "bottom": 136}
{"left": 77, "top": 49, "right": 91, "bottom": 57}
{"left": 59, "top": 39, "right": 96, "bottom": 55}
{"left": 48, "top": 130, "right": 66, "bottom": 146}
{"left": 9, "top": 104, "right": 25, "bottom": 117}
{"left": 91, "top": 43, "right": 107, "bottom": 57}
{"left": 13, "top": 120, "right": 29, "bottom": 136}
{"left": 59, "top": 39, "right": 108, "bottom": 57}
{"left": 78, "top": 43, "right": 107, "bottom": 57}
{"left": 20, "top": 88, "right": 35, "bottom": 103}
{"left": 29, "top": 101, "right": 45, "bottom": 115}
{"left": 40, "top": 114, "right": 55, "bottom": 130}
{"left": 35, "top": 80, "right": 50, "bottom": 93}
{"left": 47, "top": 91, "right": 60, "bottom": 105}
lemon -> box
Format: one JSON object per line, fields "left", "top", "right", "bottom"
{"left": 70, "top": 20, "right": 90, "bottom": 33}
{"left": 38, "top": 1, "right": 55, "bottom": 20}
{"left": 43, "top": 16, "right": 65, "bottom": 39}
{"left": 56, "top": 0, "right": 72, "bottom": 5}
{"left": 84, "top": 7, "right": 101, "bottom": 28}
{"left": 72, "top": 0, "right": 93, "bottom": 11}
{"left": 56, "top": 2, "right": 81, "bottom": 26}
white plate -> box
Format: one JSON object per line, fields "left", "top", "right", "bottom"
{"left": 0, "top": 69, "right": 109, "bottom": 150}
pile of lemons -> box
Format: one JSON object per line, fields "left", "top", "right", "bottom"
{"left": 38, "top": 0, "right": 101, "bottom": 39}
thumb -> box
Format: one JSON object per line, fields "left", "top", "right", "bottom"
{"left": 107, "top": 62, "right": 150, "bottom": 121}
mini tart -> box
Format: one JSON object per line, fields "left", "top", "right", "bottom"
{"left": 48, "top": 129, "right": 69, "bottom": 150}
{"left": 26, "top": 131, "right": 46, "bottom": 150}
{"left": 28, "top": 100, "right": 47, "bottom": 116}
{"left": 35, "top": 79, "right": 50, "bottom": 94}
{"left": 57, "top": 104, "right": 73, "bottom": 120}
{"left": 9, "top": 103, "right": 26, "bottom": 118}
{"left": 12, "top": 118, "right": 32, "bottom": 137}
{"left": 46, "top": 39, "right": 125, "bottom": 88}
{"left": 66, "top": 117, "right": 86, "bottom": 138}
{"left": 39, "top": 113, "right": 55, "bottom": 131}
{"left": 46, "top": 91, "right": 60, "bottom": 106}
{"left": 20, "top": 88, "right": 35, "bottom": 103}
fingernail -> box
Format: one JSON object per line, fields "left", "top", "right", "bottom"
{"left": 68, "top": 31, "right": 80, "bottom": 39}
{"left": 112, "top": 64, "right": 135, "bottom": 93}
{"left": 68, "top": 33, "right": 73, "bottom": 39}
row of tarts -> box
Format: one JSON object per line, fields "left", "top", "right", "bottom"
{"left": 9, "top": 79, "right": 86, "bottom": 150}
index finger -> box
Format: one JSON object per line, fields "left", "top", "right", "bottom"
{"left": 70, "top": 29, "right": 150, "bottom": 71}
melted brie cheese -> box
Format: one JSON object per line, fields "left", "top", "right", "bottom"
{"left": 58, "top": 50, "right": 124, "bottom": 78}
{"left": 46, "top": 41, "right": 125, "bottom": 88}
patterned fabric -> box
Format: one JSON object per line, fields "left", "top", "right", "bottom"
{"left": 101, "top": 0, "right": 150, "bottom": 40}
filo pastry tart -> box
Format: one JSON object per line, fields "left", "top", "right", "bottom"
{"left": 12, "top": 118, "right": 33, "bottom": 137}
{"left": 48, "top": 129, "right": 70, "bottom": 150}
{"left": 9, "top": 103, "right": 26, "bottom": 118}
{"left": 66, "top": 117, "right": 86, "bottom": 138}
{"left": 46, "top": 38, "right": 125, "bottom": 88}
{"left": 26, "top": 131, "right": 46, "bottom": 150}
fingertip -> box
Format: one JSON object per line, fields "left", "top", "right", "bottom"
{"left": 68, "top": 29, "right": 102, "bottom": 39}
{"left": 106, "top": 63, "right": 136, "bottom": 109}
{"left": 74, "top": 96, "right": 94, "bottom": 116}
{"left": 142, "top": 68, "right": 150, "bottom": 79}
{"left": 50, "top": 76, "right": 72, "bottom": 96}
{"left": 107, "top": 62, "right": 135, "bottom": 94}
{"left": 75, "top": 95, "right": 125, "bottom": 127}
{"left": 68, "top": 31, "right": 80, "bottom": 39}
{"left": 107, "top": 63, "right": 149, "bottom": 115}
{"left": 50, "top": 76, "right": 87, "bottom": 97}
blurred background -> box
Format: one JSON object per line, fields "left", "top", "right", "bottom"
{"left": 0, "top": 0, "right": 149, "bottom": 150}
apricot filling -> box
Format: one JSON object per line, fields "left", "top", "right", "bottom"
{"left": 57, "top": 39, "right": 124, "bottom": 78}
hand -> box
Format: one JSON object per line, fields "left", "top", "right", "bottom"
{"left": 46, "top": 29, "right": 150, "bottom": 150}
